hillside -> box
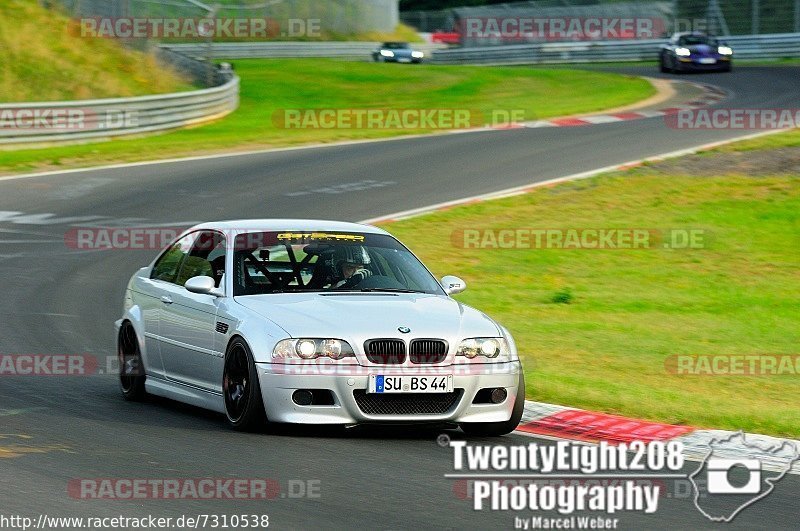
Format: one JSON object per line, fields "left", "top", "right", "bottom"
{"left": 0, "top": 0, "right": 193, "bottom": 102}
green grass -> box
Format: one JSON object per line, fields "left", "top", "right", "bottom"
{"left": 712, "top": 128, "right": 800, "bottom": 151}
{"left": 0, "top": 0, "right": 192, "bottom": 102}
{"left": 382, "top": 159, "right": 800, "bottom": 437}
{"left": 0, "top": 59, "right": 653, "bottom": 174}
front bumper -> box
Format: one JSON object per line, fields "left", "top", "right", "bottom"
{"left": 255, "top": 361, "right": 522, "bottom": 425}
{"left": 377, "top": 54, "right": 422, "bottom": 63}
{"left": 677, "top": 56, "right": 731, "bottom": 70}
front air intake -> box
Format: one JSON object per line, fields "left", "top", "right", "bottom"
{"left": 409, "top": 339, "right": 448, "bottom": 364}
{"left": 364, "top": 339, "right": 406, "bottom": 364}
{"left": 353, "top": 389, "right": 463, "bottom": 415}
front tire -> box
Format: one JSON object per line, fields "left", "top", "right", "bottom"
{"left": 670, "top": 55, "right": 683, "bottom": 74}
{"left": 118, "top": 322, "right": 146, "bottom": 401}
{"left": 659, "top": 53, "right": 669, "bottom": 73}
{"left": 223, "top": 338, "right": 268, "bottom": 431}
{"left": 460, "top": 372, "right": 525, "bottom": 437}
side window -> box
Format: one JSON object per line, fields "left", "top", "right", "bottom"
{"left": 151, "top": 233, "right": 195, "bottom": 283}
{"left": 175, "top": 231, "right": 227, "bottom": 288}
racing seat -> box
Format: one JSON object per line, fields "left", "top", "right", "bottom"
{"left": 304, "top": 246, "right": 335, "bottom": 289}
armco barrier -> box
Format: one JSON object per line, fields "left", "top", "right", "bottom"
{"left": 0, "top": 75, "right": 239, "bottom": 147}
{"left": 430, "top": 33, "right": 800, "bottom": 65}
{"left": 160, "top": 41, "right": 443, "bottom": 60}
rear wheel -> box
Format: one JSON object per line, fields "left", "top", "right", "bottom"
{"left": 223, "top": 338, "right": 268, "bottom": 431}
{"left": 460, "top": 372, "right": 525, "bottom": 437}
{"left": 118, "top": 322, "right": 146, "bottom": 401}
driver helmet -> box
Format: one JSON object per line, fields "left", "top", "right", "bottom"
{"left": 333, "top": 245, "right": 371, "bottom": 270}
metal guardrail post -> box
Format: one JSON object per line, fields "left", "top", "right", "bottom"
{"left": 205, "top": 4, "right": 219, "bottom": 89}
{"left": 752, "top": 0, "right": 760, "bottom": 35}
{"left": 795, "top": 0, "right": 800, "bottom": 33}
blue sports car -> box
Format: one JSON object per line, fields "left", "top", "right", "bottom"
{"left": 659, "top": 32, "right": 732, "bottom": 73}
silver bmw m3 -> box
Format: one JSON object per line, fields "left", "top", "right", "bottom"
{"left": 116, "top": 220, "right": 524, "bottom": 436}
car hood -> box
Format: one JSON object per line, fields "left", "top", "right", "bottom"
{"left": 235, "top": 292, "right": 501, "bottom": 344}
{"left": 686, "top": 44, "right": 717, "bottom": 54}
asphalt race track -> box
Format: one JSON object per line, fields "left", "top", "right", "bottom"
{"left": 0, "top": 66, "right": 798, "bottom": 529}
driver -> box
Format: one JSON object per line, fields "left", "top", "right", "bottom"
{"left": 331, "top": 245, "right": 372, "bottom": 289}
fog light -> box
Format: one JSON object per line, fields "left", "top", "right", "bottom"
{"left": 490, "top": 388, "right": 507, "bottom": 404}
{"left": 292, "top": 390, "right": 314, "bottom": 406}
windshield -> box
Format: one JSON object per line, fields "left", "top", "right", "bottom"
{"left": 383, "top": 42, "right": 409, "bottom": 49}
{"left": 232, "top": 231, "right": 444, "bottom": 296}
{"left": 678, "top": 35, "right": 718, "bottom": 46}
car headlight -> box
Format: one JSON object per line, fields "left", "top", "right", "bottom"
{"left": 675, "top": 47, "right": 691, "bottom": 57}
{"left": 380, "top": 50, "right": 394, "bottom": 57}
{"left": 273, "top": 339, "right": 356, "bottom": 361}
{"left": 718, "top": 46, "right": 733, "bottom": 56}
{"left": 455, "top": 337, "right": 512, "bottom": 363}
{"left": 411, "top": 51, "right": 424, "bottom": 59}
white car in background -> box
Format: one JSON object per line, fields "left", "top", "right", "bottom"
{"left": 372, "top": 41, "right": 425, "bottom": 63}
{"left": 116, "top": 220, "right": 524, "bottom": 436}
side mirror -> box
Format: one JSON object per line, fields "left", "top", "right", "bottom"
{"left": 185, "top": 276, "right": 223, "bottom": 297}
{"left": 441, "top": 275, "right": 466, "bottom": 295}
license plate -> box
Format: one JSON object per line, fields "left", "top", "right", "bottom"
{"left": 398, "top": 58, "right": 412, "bottom": 63}
{"left": 369, "top": 374, "right": 453, "bottom": 393}
{"left": 699, "top": 58, "right": 717, "bottom": 64}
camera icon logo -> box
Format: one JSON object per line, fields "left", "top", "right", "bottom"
{"left": 690, "top": 431, "right": 799, "bottom": 522}
{"left": 706, "top": 458, "right": 761, "bottom": 494}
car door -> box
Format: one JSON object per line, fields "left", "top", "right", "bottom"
{"left": 159, "top": 230, "right": 227, "bottom": 393}
{"left": 130, "top": 232, "right": 196, "bottom": 379}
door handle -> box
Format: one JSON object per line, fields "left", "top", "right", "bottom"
{"left": 160, "top": 296, "right": 173, "bottom": 305}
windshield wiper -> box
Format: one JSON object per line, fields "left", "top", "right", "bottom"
{"left": 357, "top": 288, "right": 425, "bottom": 294}
{"left": 267, "top": 288, "right": 323, "bottom": 294}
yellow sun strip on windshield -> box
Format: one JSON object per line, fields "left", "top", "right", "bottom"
{"left": 277, "top": 232, "right": 365, "bottom": 242}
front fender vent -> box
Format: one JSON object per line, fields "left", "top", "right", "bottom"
{"left": 215, "top": 322, "right": 229, "bottom": 334}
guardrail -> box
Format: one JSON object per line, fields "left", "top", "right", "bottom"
{"left": 160, "top": 41, "right": 443, "bottom": 60}
{"left": 0, "top": 75, "right": 239, "bottom": 147}
{"left": 431, "top": 33, "right": 800, "bottom": 65}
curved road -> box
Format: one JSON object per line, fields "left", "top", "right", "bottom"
{"left": 0, "top": 66, "right": 798, "bottom": 529}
